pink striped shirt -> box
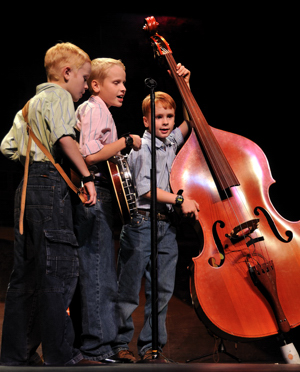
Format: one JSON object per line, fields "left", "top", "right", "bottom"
{"left": 75, "top": 95, "right": 118, "bottom": 157}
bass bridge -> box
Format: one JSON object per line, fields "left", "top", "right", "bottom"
{"left": 225, "top": 218, "right": 264, "bottom": 247}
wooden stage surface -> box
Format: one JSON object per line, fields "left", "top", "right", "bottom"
{"left": 1, "top": 228, "right": 300, "bottom": 370}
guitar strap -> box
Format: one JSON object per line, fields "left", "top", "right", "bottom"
{"left": 19, "top": 100, "right": 86, "bottom": 235}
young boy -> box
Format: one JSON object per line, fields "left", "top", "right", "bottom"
{"left": 112, "top": 69, "right": 199, "bottom": 363}
{"left": 0, "top": 42, "right": 98, "bottom": 366}
{"left": 73, "top": 58, "right": 141, "bottom": 362}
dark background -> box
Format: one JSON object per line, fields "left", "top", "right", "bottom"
{"left": 0, "top": 6, "right": 298, "bottom": 226}
{"left": 0, "top": 6, "right": 299, "bottom": 362}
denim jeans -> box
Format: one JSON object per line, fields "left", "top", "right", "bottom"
{"left": 0, "top": 162, "right": 82, "bottom": 366}
{"left": 73, "top": 186, "right": 118, "bottom": 360}
{"left": 113, "top": 213, "right": 178, "bottom": 357}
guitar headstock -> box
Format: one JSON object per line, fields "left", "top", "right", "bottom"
{"left": 143, "top": 16, "right": 173, "bottom": 58}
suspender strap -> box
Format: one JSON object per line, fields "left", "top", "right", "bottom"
{"left": 26, "top": 125, "right": 86, "bottom": 198}
{"left": 19, "top": 100, "right": 86, "bottom": 235}
{"left": 19, "top": 125, "right": 32, "bottom": 235}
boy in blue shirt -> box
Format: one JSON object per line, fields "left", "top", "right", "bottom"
{"left": 113, "top": 66, "right": 199, "bottom": 363}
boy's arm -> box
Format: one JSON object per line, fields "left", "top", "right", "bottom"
{"left": 174, "top": 63, "right": 192, "bottom": 139}
{"left": 58, "top": 136, "right": 97, "bottom": 205}
{"left": 179, "top": 121, "right": 190, "bottom": 139}
{"left": 1, "top": 127, "right": 18, "bottom": 161}
{"left": 85, "top": 135, "right": 141, "bottom": 166}
{"left": 77, "top": 103, "right": 141, "bottom": 166}
{"left": 1, "top": 111, "right": 29, "bottom": 163}
{"left": 142, "top": 188, "right": 199, "bottom": 220}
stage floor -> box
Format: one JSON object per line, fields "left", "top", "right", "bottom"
{"left": 1, "top": 293, "right": 298, "bottom": 371}
{"left": 1, "top": 230, "right": 300, "bottom": 370}
{"left": 0, "top": 362, "right": 300, "bottom": 371}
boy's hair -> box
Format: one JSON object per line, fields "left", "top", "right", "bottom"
{"left": 142, "top": 91, "right": 176, "bottom": 117}
{"left": 88, "top": 58, "right": 125, "bottom": 93}
{"left": 44, "top": 42, "right": 91, "bottom": 82}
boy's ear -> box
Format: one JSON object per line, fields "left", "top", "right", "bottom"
{"left": 143, "top": 116, "right": 149, "bottom": 129}
{"left": 63, "top": 66, "right": 72, "bottom": 82}
{"left": 91, "top": 80, "right": 101, "bottom": 93}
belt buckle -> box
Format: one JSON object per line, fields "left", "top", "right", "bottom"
{"left": 157, "top": 212, "right": 165, "bottom": 221}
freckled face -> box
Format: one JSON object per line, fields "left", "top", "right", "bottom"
{"left": 143, "top": 103, "right": 175, "bottom": 140}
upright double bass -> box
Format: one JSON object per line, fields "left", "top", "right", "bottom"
{"left": 144, "top": 16, "right": 300, "bottom": 342}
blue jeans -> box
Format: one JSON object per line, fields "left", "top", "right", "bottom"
{"left": 113, "top": 213, "right": 178, "bottom": 357}
{"left": 0, "top": 162, "right": 82, "bottom": 366}
{"left": 73, "top": 186, "right": 118, "bottom": 360}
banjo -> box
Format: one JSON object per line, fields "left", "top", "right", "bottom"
{"left": 71, "top": 154, "right": 137, "bottom": 224}
{"left": 107, "top": 155, "right": 138, "bottom": 224}
{"left": 71, "top": 126, "right": 137, "bottom": 224}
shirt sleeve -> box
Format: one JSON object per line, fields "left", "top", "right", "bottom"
{"left": 76, "top": 102, "right": 117, "bottom": 157}
{"left": 43, "top": 91, "right": 76, "bottom": 144}
{"left": 128, "top": 140, "right": 152, "bottom": 197}
{"left": 169, "top": 127, "right": 184, "bottom": 150}
{"left": 1, "top": 125, "right": 19, "bottom": 161}
{"left": 1, "top": 110, "right": 28, "bottom": 162}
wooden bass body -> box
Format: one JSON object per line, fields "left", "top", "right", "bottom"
{"left": 171, "top": 127, "right": 300, "bottom": 341}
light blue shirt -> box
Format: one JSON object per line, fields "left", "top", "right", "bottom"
{"left": 127, "top": 128, "right": 184, "bottom": 210}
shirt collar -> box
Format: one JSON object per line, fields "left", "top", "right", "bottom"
{"left": 36, "top": 82, "right": 68, "bottom": 95}
{"left": 89, "top": 95, "right": 112, "bottom": 115}
{"left": 143, "top": 130, "right": 172, "bottom": 148}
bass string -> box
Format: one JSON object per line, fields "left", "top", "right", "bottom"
{"left": 164, "top": 52, "right": 270, "bottom": 267}
{"left": 165, "top": 52, "right": 239, "bottom": 191}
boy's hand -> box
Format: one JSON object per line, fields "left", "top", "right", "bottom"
{"left": 175, "top": 63, "right": 191, "bottom": 86}
{"left": 130, "top": 134, "right": 142, "bottom": 151}
{"left": 58, "top": 136, "right": 96, "bottom": 206}
{"left": 83, "top": 181, "right": 97, "bottom": 206}
{"left": 168, "top": 63, "right": 191, "bottom": 87}
{"left": 181, "top": 198, "right": 199, "bottom": 220}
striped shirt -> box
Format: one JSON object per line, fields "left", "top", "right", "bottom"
{"left": 128, "top": 128, "right": 184, "bottom": 210}
{"left": 1, "top": 83, "right": 76, "bottom": 165}
{"left": 75, "top": 95, "right": 118, "bottom": 157}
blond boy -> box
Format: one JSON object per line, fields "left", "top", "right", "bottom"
{"left": 73, "top": 58, "right": 141, "bottom": 362}
{"left": 0, "top": 43, "right": 99, "bottom": 366}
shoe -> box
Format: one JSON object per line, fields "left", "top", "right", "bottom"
{"left": 75, "top": 358, "right": 105, "bottom": 365}
{"left": 114, "top": 350, "right": 137, "bottom": 363}
{"left": 100, "top": 358, "right": 118, "bottom": 363}
{"left": 28, "top": 357, "right": 44, "bottom": 366}
{"left": 139, "top": 349, "right": 170, "bottom": 363}
{"left": 27, "top": 353, "right": 44, "bottom": 366}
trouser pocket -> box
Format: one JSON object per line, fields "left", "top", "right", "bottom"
{"left": 45, "top": 230, "right": 79, "bottom": 279}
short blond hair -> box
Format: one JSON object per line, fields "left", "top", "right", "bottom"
{"left": 142, "top": 91, "right": 176, "bottom": 117}
{"left": 44, "top": 42, "right": 91, "bottom": 81}
{"left": 88, "top": 58, "right": 125, "bottom": 93}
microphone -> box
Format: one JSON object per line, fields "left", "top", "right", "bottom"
{"left": 144, "top": 78, "right": 157, "bottom": 90}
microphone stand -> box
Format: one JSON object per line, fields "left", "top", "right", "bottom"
{"left": 144, "top": 77, "right": 158, "bottom": 360}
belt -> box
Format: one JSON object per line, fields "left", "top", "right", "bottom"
{"left": 138, "top": 209, "right": 169, "bottom": 221}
